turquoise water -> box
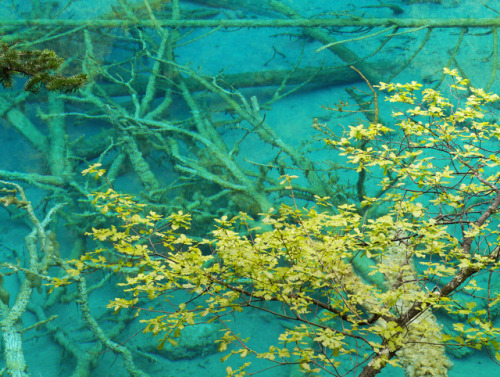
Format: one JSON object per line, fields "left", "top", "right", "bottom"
{"left": 1, "top": 0, "right": 500, "bottom": 376}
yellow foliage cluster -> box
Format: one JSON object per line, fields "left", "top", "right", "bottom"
{"left": 61, "top": 69, "right": 500, "bottom": 376}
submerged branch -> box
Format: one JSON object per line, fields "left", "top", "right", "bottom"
{"left": 1, "top": 18, "right": 500, "bottom": 28}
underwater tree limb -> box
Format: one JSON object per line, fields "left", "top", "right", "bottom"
{"left": 187, "top": 0, "right": 278, "bottom": 16}
{"left": 29, "top": 304, "right": 100, "bottom": 377}
{"left": 387, "top": 27, "right": 432, "bottom": 82}
{"left": 0, "top": 181, "right": 62, "bottom": 377}
{"left": 4, "top": 106, "right": 49, "bottom": 154}
{"left": 268, "top": 0, "right": 382, "bottom": 83}
{"left": 120, "top": 131, "right": 162, "bottom": 195}
{"left": 139, "top": 28, "right": 170, "bottom": 117}
{"left": 433, "top": 28, "right": 466, "bottom": 89}
{"left": 99, "top": 65, "right": 366, "bottom": 99}
{"left": 315, "top": 26, "right": 397, "bottom": 53}
{"left": 129, "top": 116, "right": 273, "bottom": 211}
{"left": 75, "top": 276, "right": 150, "bottom": 377}
{"left": 0, "top": 169, "right": 65, "bottom": 186}
{"left": 2, "top": 17, "right": 500, "bottom": 28}
{"left": 46, "top": 94, "right": 71, "bottom": 180}
{"left": 485, "top": 27, "right": 498, "bottom": 91}
{"left": 0, "top": 91, "right": 29, "bottom": 115}
{"left": 178, "top": 80, "right": 230, "bottom": 154}
{"left": 162, "top": 61, "right": 338, "bottom": 201}
{"left": 67, "top": 73, "right": 164, "bottom": 197}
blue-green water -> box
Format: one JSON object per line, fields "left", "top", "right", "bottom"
{"left": 1, "top": 0, "right": 500, "bottom": 376}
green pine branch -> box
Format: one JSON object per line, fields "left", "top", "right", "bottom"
{"left": 0, "top": 41, "right": 87, "bottom": 93}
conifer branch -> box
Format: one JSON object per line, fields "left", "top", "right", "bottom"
{"left": 0, "top": 41, "right": 87, "bottom": 93}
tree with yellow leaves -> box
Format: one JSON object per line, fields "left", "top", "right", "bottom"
{"left": 66, "top": 68, "right": 500, "bottom": 377}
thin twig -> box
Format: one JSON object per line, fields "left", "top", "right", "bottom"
{"left": 349, "top": 65, "right": 378, "bottom": 123}
{"left": 316, "top": 26, "right": 396, "bottom": 53}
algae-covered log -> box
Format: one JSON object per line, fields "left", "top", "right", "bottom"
{"left": 1, "top": 17, "right": 500, "bottom": 28}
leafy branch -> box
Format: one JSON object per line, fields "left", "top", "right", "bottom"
{"left": 0, "top": 40, "right": 87, "bottom": 93}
